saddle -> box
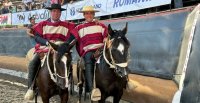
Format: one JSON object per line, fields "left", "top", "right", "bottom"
{"left": 92, "top": 48, "right": 103, "bottom": 60}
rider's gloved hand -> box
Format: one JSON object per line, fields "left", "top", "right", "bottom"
{"left": 57, "top": 42, "right": 69, "bottom": 62}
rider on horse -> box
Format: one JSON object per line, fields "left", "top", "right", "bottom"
{"left": 25, "top": 4, "right": 75, "bottom": 99}
{"left": 57, "top": 5, "right": 108, "bottom": 99}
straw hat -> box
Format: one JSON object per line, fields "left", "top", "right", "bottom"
{"left": 79, "top": 5, "right": 99, "bottom": 13}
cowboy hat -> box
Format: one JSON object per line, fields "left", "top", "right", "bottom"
{"left": 45, "top": 4, "right": 66, "bottom": 11}
{"left": 79, "top": 5, "right": 99, "bottom": 13}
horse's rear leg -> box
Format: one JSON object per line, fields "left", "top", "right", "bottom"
{"left": 68, "top": 64, "right": 74, "bottom": 95}
{"left": 78, "top": 83, "right": 83, "bottom": 102}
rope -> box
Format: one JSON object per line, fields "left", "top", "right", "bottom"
{"left": 47, "top": 49, "right": 57, "bottom": 82}
{"left": 103, "top": 40, "right": 115, "bottom": 68}
{"left": 47, "top": 49, "right": 69, "bottom": 85}
{"left": 103, "top": 38, "right": 128, "bottom": 68}
{"left": 93, "top": 64, "right": 97, "bottom": 88}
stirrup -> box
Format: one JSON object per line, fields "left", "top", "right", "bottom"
{"left": 91, "top": 88, "right": 101, "bottom": 101}
{"left": 24, "top": 88, "right": 35, "bottom": 100}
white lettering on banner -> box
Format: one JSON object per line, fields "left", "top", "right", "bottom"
{"left": 113, "top": 0, "right": 151, "bottom": 8}
{"left": 68, "top": 3, "right": 102, "bottom": 17}
{"left": 65, "top": 0, "right": 107, "bottom": 20}
{"left": 8, "top": 0, "right": 171, "bottom": 25}
{"left": 107, "top": 0, "right": 171, "bottom": 14}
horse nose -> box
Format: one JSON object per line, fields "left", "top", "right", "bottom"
{"left": 57, "top": 79, "right": 66, "bottom": 89}
{"left": 115, "top": 67, "right": 128, "bottom": 78}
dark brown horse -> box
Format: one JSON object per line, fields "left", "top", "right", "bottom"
{"left": 77, "top": 23, "right": 130, "bottom": 103}
{"left": 35, "top": 42, "right": 72, "bottom": 103}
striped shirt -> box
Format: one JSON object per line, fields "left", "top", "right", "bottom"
{"left": 33, "top": 19, "right": 75, "bottom": 53}
{"left": 71, "top": 21, "right": 108, "bottom": 57}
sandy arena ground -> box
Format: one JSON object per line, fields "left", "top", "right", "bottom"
{"left": 0, "top": 55, "right": 178, "bottom": 103}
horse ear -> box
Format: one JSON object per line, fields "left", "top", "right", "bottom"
{"left": 108, "top": 24, "right": 114, "bottom": 37}
{"left": 49, "top": 41, "right": 59, "bottom": 51}
{"left": 122, "top": 22, "right": 128, "bottom": 36}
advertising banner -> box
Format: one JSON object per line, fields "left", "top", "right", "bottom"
{"left": 0, "top": 13, "right": 11, "bottom": 25}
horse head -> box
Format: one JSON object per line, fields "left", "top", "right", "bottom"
{"left": 48, "top": 41, "right": 71, "bottom": 89}
{"left": 105, "top": 23, "right": 130, "bottom": 78}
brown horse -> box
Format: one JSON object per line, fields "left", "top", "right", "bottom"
{"left": 77, "top": 23, "right": 130, "bottom": 103}
{"left": 35, "top": 42, "right": 72, "bottom": 103}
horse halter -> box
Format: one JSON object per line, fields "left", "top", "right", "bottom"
{"left": 46, "top": 49, "right": 68, "bottom": 87}
{"left": 103, "top": 38, "right": 129, "bottom": 69}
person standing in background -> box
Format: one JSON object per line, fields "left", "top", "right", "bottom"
{"left": 1, "top": 0, "right": 12, "bottom": 14}
{"left": 27, "top": 16, "right": 37, "bottom": 47}
{"left": 51, "top": 0, "right": 62, "bottom": 4}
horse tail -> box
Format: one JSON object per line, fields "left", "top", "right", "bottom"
{"left": 126, "top": 77, "right": 137, "bottom": 92}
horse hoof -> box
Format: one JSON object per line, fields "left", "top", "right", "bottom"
{"left": 24, "top": 89, "right": 34, "bottom": 100}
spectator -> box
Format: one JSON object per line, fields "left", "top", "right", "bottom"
{"left": 61, "top": 0, "right": 67, "bottom": 5}
{"left": 51, "top": 0, "right": 62, "bottom": 4}
{"left": 27, "top": 16, "right": 37, "bottom": 47}
{"left": 1, "top": 0, "right": 12, "bottom": 14}
{"left": 42, "top": 0, "right": 51, "bottom": 8}
{"left": 22, "top": 0, "right": 34, "bottom": 11}
{"left": 10, "top": 6, "right": 17, "bottom": 13}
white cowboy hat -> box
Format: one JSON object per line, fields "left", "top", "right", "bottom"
{"left": 78, "top": 5, "right": 99, "bottom": 13}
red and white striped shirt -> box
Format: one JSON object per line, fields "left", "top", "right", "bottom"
{"left": 71, "top": 21, "right": 108, "bottom": 57}
{"left": 33, "top": 19, "right": 75, "bottom": 53}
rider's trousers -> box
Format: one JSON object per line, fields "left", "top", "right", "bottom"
{"left": 28, "top": 53, "right": 40, "bottom": 88}
{"left": 83, "top": 51, "right": 95, "bottom": 93}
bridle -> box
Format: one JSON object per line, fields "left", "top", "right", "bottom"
{"left": 103, "top": 37, "right": 129, "bottom": 69}
{"left": 46, "top": 49, "right": 68, "bottom": 88}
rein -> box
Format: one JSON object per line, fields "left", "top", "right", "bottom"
{"left": 103, "top": 38, "right": 128, "bottom": 69}
{"left": 46, "top": 49, "right": 68, "bottom": 86}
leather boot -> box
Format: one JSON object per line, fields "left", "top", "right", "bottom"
{"left": 25, "top": 54, "right": 40, "bottom": 100}
{"left": 27, "top": 54, "right": 40, "bottom": 88}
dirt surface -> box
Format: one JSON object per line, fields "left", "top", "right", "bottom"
{"left": 0, "top": 56, "right": 28, "bottom": 72}
{"left": 0, "top": 56, "right": 126, "bottom": 103}
{"left": 0, "top": 55, "right": 178, "bottom": 103}
{"left": 0, "top": 78, "right": 92, "bottom": 103}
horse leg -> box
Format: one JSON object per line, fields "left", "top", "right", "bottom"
{"left": 40, "top": 96, "right": 49, "bottom": 103}
{"left": 113, "top": 91, "right": 123, "bottom": 103}
{"left": 60, "top": 90, "right": 69, "bottom": 103}
{"left": 40, "top": 91, "right": 50, "bottom": 103}
{"left": 78, "top": 83, "right": 83, "bottom": 102}
{"left": 98, "top": 93, "right": 107, "bottom": 103}
{"left": 68, "top": 63, "right": 74, "bottom": 95}
{"left": 34, "top": 89, "right": 38, "bottom": 103}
